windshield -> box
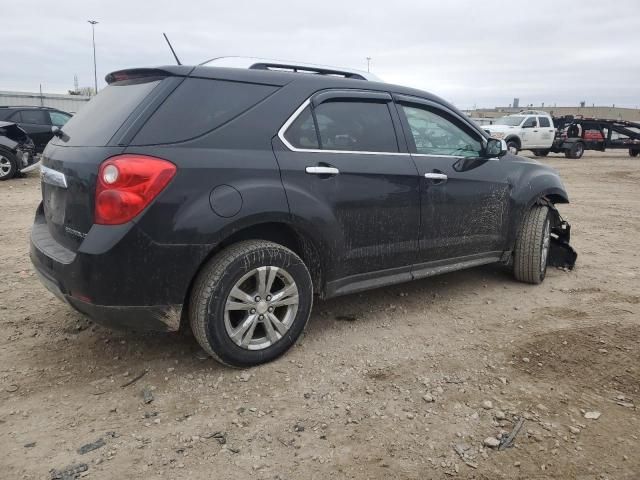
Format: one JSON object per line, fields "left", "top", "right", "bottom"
{"left": 493, "top": 116, "right": 524, "bottom": 126}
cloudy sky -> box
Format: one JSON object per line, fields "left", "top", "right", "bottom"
{"left": 2, "top": 0, "right": 639, "bottom": 109}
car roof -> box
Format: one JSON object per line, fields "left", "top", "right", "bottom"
{"left": 107, "top": 64, "right": 463, "bottom": 120}
{"left": 187, "top": 65, "right": 458, "bottom": 111}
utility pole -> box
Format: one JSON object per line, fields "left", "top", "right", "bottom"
{"left": 366, "top": 57, "right": 372, "bottom": 73}
{"left": 88, "top": 20, "right": 99, "bottom": 95}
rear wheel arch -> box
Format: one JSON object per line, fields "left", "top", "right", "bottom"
{"left": 180, "top": 221, "right": 325, "bottom": 330}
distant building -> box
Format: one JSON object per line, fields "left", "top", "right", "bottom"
{"left": 513, "top": 98, "right": 519, "bottom": 109}
{"left": 464, "top": 105, "right": 640, "bottom": 122}
{"left": 0, "top": 90, "right": 90, "bottom": 114}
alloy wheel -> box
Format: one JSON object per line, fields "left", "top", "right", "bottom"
{"left": 0, "top": 155, "right": 12, "bottom": 178}
{"left": 224, "top": 266, "right": 299, "bottom": 350}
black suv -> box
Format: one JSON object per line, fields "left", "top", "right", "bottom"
{"left": 30, "top": 61, "right": 576, "bottom": 367}
{"left": 0, "top": 106, "right": 72, "bottom": 153}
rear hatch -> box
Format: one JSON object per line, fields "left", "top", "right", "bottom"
{"left": 40, "top": 69, "right": 186, "bottom": 251}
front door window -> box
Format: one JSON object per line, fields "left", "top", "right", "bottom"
{"left": 402, "top": 105, "right": 482, "bottom": 157}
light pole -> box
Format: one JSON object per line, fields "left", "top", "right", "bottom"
{"left": 88, "top": 20, "right": 99, "bottom": 95}
{"left": 366, "top": 56, "right": 372, "bottom": 73}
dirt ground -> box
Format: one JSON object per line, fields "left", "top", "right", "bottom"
{"left": 1, "top": 151, "right": 639, "bottom": 480}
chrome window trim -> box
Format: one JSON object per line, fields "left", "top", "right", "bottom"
{"left": 411, "top": 153, "right": 465, "bottom": 159}
{"left": 277, "top": 98, "right": 410, "bottom": 157}
{"left": 278, "top": 97, "right": 479, "bottom": 160}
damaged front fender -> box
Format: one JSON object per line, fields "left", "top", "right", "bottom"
{"left": 542, "top": 200, "right": 577, "bottom": 270}
{"left": 549, "top": 219, "right": 577, "bottom": 270}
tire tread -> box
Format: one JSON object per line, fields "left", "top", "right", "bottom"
{"left": 513, "top": 205, "right": 549, "bottom": 284}
{"left": 189, "top": 240, "right": 311, "bottom": 367}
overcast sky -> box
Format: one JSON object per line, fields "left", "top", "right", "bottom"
{"left": 2, "top": 0, "right": 639, "bottom": 109}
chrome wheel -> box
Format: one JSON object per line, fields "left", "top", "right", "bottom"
{"left": 540, "top": 218, "right": 550, "bottom": 273}
{"left": 224, "top": 266, "right": 299, "bottom": 350}
{"left": 0, "top": 155, "right": 12, "bottom": 178}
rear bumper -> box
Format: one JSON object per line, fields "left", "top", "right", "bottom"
{"left": 30, "top": 209, "right": 209, "bottom": 332}
{"left": 31, "top": 243, "right": 182, "bottom": 332}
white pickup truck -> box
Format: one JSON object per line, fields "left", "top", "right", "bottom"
{"left": 482, "top": 111, "right": 556, "bottom": 156}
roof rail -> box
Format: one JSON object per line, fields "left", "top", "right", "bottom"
{"left": 200, "top": 56, "right": 382, "bottom": 82}
{"left": 0, "top": 105, "right": 57, "bottom": 110}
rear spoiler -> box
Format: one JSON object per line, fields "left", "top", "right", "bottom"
{"left": 105, "top": 66, "right": 194, "bottom": 85}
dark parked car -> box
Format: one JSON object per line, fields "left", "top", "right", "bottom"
{"left": 0, "top": 121, "right": 37, "bottom": 180}
{"left": 0, "top": 106, "right": 72, "bottom": 153}
{"left": 30, "top": 59, "right": 576, "bottom": 367}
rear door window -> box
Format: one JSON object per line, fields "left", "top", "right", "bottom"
{"left": 58, "top": 78, "right": 162, "bottom": 146}
{"left": 313, "top": 101, "right": 398, "bottom": 152}
{"left": 21, "top": 110, "right": 49, "bottom": 125}
{"left": 132, "top": 78, "right": 279, "bottom": 145}
{"left": 538, "top": 116, "right": 551, "bottom": 128}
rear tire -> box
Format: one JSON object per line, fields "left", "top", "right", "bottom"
{"left": 189, "top": 240, "right": 313, "bottom": 367}
{"left": 0, "top": 150, "right": 17, "bottom": 180}
{"left": 630, "top": 148, "right": 639, "bottom": 157}
{"left": 513, "top": 205, "right": 551, "bottom": 285}
{"left": 566, "top": 142, "right": 584, "bottom": 159}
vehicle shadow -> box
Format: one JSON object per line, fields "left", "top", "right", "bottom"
{"left": 38, "top": 263, "right": 514, "bottom": 371}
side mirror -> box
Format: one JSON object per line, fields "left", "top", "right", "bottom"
{"left": 485, "top": 138, "right": 508, "bottom": 158}
{"left": 51, "top": 126, "right": 63, "bottom": 138}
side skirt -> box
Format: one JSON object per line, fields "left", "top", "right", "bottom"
{"left": 324, "top": 251, "right": 504, "bottom": 299}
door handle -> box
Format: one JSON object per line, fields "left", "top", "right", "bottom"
{"left": 305, "top": 166, "right": 340, "bottom": 175}
{"left": 424, "top": 172, "right": 448, "bottom": 181}
{"left": 533, "top": 130, "right": 538, "bottom": 132}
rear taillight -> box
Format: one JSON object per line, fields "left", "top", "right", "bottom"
{"left": 95, "top": 154, "right": 176, "bottom": 225}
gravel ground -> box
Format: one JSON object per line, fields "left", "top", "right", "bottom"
{"left": 1, "top": 151, "right": 639, "bottom": 479}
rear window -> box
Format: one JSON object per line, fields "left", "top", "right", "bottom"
{"left": 131, "top": 78, "right": 278, "bottom": 145}
{"left": 57, "top": 78, "right": 161, "bottom": 146}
